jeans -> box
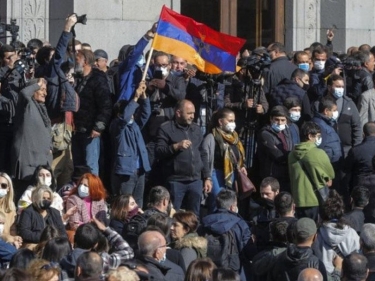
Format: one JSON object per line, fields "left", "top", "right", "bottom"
{"left": 168, "top": 180, "right": 203, "bottom": 217}
{"left": 72, "top": 132, "right": 101, "bottom": 175}
{"left": 207, "top": 169, "right": 235, "bottom": 214}
{"left": 112, "top": 171, "right": 145, "bottom": 208}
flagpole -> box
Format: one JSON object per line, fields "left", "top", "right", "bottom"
{"left": 141, "top": 47, "right": 154, "bottom": 82}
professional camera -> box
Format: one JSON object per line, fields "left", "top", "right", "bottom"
{"left": 18, "top": 48, "right": 35, "bottom": 68}
{"left": 244, "top": 52, "right": 271, "bottom": 77}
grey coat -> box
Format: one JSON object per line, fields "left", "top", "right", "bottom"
{"left": 358, "top": 88, "right": 375, "bottom": 128}
{"left": 11, "top": 83, "right": 52, "bottom": 180}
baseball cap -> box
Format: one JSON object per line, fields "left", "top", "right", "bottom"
{"left": 94, "top": 49, "right": 108, "bottom": 60}
{"left": 294, "top": 217, "right": 317, "bottom": 240}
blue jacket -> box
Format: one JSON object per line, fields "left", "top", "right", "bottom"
{"left": 110, "top": 98, "right": 151, "bottom": 175}
{"left": 35, "top": 31, "right": 78, "bottom": 119}
{"left": 312, "top": 113, "right": 343, "bottom": 163}
{"left": 201, "top": 209, "right": 251, "bottom": 252}
{"left": 118, "top": 36, "right": 149, "bottom": 101}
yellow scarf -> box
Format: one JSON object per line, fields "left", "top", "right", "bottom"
{"left": 213, "top": 128, "right": 246, "bottom": 188}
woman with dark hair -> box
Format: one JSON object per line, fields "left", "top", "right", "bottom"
{"left": 212, "top": 268, "right": 240, "bottom": 281}
{"left": 17, "top": 165, "right": 63, "bottom": 214}
{"left": 33, "top": 225, "right": 60, "bottom": 258}
{"left": 0, "top": 268, "right": 32, "bottom": 281}
{"left": 42, "top": 237, "right": 72, "bottom": 262}
{"left": 171, "top": 211, "right": 207, "bottom": 270}
{"left": 17, "top": 186, "right": 67, "bottom": 247}
{"left": 312, "top": 190, "right": 360, "bottom": 279}
{"left": 9, "top": 248, "right": 35, "bottom": 270}
{"left": 109, "top": 194, "right": 142, "bottom": 235}
{"left": 202, "top": 108, "right": 247, "bottom": 213}
{"left": 184, "top": 258, "right": 216, "bottom": 281}
{"left": 66, "top": 173, "right": 107, "bottom": 230}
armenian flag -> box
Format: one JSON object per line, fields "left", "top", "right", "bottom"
{"left": 152, "top": 5, "right": 246, "bottom": 74}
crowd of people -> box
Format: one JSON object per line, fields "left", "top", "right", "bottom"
{"left": 0, "top": 11, "right": 375, "bottom": 281}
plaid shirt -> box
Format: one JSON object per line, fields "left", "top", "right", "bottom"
{"left": 100, "top": 226, "right": 134, "bottom": 275}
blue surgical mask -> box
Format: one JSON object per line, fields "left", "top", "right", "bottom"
{"left": 171, "top": 70, "right": 184, "bottom": 77}
{"left": 289, "top": 112, "right": 301, "bottom": 122}
{"left": 271, "top": 123, "right": 286, "bottom": 133}
{"left": 298, "top": 63, "right": 309, "bottom": 72}
{"left": 333, "top": 88, "right": 344, "bottom": 99}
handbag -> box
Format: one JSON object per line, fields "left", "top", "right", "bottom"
{"left": 51, "top": 117, "right": 72, "bottom": 152}
{"left": 229, "top": 147, "right": 256, "bottom": 199}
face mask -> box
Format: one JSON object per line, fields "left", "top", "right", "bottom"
{"left": 171, "top": 70, "right": 184, "bottom": 77}
{"left": 298, "top": 63, "right": 309, "bottom": 72}
{"left": 78, "top": 184, "right": 90, "bottom": 198}
{"left": 271, "top": 123, "right": 286, "bottom": 133}
{"left": 38, "top": 176, "right": 52, "bottom": 187}
{"left": 289, "top": 112, "right": 301, "bottom": 122}
{"left": 0, "top": 189, "right": 8, "bottom": 198}
{"left": 315, "top": 136, "right": 322, "bottom": 147}
{"left": 333, "top": 88, "right": 344, "bottom": 99}
{"left": 127, "top": 206, "right": 139, "bottom": 219}
{"left": 302, "top": 82, "right": 310, "bottom": 91}
{"left": 314, "top": 60, "right": 325, "bottom": 71}
{"left": 224, "top": 122, "right": 236, "bottom": 133}
{"left": 159, "top": 253, "right": 167, "bottom": 263}
{"left": 331, "top": 110, "right": 339, "bottom": 121}
{"left": 0, "top": 224, "right": 4, "bottom": 235}
{"left": 40, "top": 199, "right": 52, "bottom": 210}
{"left": 128, "top": 118, "right": 134, "bottom": 125}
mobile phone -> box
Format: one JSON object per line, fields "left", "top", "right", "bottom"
{"left": 154, "top": 70, "right": 163, "bottom": 79}
{"left": 186, "top": 63, "right": 196, "bottom": 71}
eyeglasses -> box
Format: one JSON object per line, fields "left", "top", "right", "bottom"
{"left": 0, "top": 183, "right": 8, "bottom": 189}
{"left": 157, "top": 243, "right": 170, "bottom": 249}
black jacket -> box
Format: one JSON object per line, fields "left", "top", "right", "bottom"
{"left": 156, "top": 120, "right": 210, "bottom": 181}
{"left": 74, "top": 68, "right": 112, "bottom": 133}
{"left": 17, "top": 204, "right": 67, "bottom": 243}
{"left": 270, "top": 244, "right": 328, "bottom": 281}
{"left": 137, "top": 256, "right": 184, "bottom": 281}
{"left": 268, "top": 78, "right": 312, "bottom": 121}
{"left": 264, "top": 56, "right": 297, "bottom": 95}
{"left": 344, "top": 136, "right": 375, "bottom": 186}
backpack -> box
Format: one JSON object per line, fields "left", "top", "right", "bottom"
{"left": 206, "top": 229, "right": 241, "bottom": 272}
{"left": 122, "top": 213, "right": 147, "bottom": 250}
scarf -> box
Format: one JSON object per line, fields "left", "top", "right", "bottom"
{"left": 213, "top": 128, "right": 245, "bottom": 188}
{"left": 31, "top": 97, "right": 51, "bottom": 128}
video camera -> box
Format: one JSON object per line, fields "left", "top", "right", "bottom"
{"left": 242, "top": 52, "right": 271, "bottom": 78}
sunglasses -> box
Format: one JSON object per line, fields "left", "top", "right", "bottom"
{"left": 0, "top": 183, "right": 7, "bottom": 189}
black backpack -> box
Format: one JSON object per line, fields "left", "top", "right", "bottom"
{"left": 206, "top": 229, "right": 241, "bottom": 272}
{"left": 122, "top": 213, "right": 148, "bottom": 250}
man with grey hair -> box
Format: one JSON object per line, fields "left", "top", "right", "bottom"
{"left": 360, "top": 223, "right": 375, "bottom": 279}
{"left": 297, "top": 268, "right": 323, "bottom": 281}
{"left": 137, "top": 230, "right": 184, "bottom": 281}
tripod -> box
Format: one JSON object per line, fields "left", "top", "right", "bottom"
{"left": 241, "top": 69, "right": 265, "bottom": 169}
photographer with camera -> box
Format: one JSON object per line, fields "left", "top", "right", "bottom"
{"left": 0, "top": 44, "right": 25, "bottom": 174}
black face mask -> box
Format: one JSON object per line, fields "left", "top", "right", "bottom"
{"left": 40, "top": 199, "right": 52, "bottom": 210}
{"left": 302, "top": 82, "right": 310, "bottom": 91}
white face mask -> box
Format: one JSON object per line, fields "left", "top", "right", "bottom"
{"left": 331, "top": 110, "right": 339, "bottom": 121}
{"left": 78, "top": 184, "right": 90, "bottom": 198}
{"left": 314, "top": 60, "right": 325, "bottom": 71}
{"left": 39, "top": 176, "right": 52, "bottom": 187}
{"left": 0, "top": 189, "right": 8, "bottom": 198}
{"left": 0, "top": 224, "right": 4, "bottom": 235}
{"left": 315, "top": 136, "right": 322, "bottom": 147}
{"left": 224, "top": 122, "right": 236, "bottom": 133}
{"left": 289, "top": 112, "right": 301, "bottom": 122}
{"left": 156, "top": 66, "right": 169, "bottom": 77}
{"left": 333, "top": 88, "right": 344, "bottom": 99}
{"left": 159, "top": 252, "right": 167, "bottom": 263}
{"left": 271, "top": 123, "right": 286, "bottom": 133}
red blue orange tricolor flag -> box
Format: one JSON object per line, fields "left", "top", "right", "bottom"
{"left": 152, "top": 5, "right": 246, "bottom": 74}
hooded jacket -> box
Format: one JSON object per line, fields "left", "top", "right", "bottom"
{"left": 173, "top": 232, "right": 207, "bottom": 270}
{"left": 313, "top": 222, "right": 360, "bottom": 274}
{"left": 288, "top": 141, "right": 335, "bottom": 207}
{"left": 270, "top": 244, "right": 327, "bottom": 281}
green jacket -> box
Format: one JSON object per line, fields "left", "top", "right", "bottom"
{"left": 288, "top": 141, "right": 335, "bottom": 207}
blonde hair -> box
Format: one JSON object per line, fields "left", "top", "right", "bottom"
{"left": 0, "top": 173, "right": 16, "bottom": 213}
{"left": 31, "top": 185, "right": 53, "bottom": 209}
{"left": 106, "top": 266, "right": 140, "bottom": 281}
{"left": 27, "top": 259, "right": 60, "bottom": 281}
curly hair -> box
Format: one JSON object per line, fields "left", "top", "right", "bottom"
{"left": 320, "top": 190, "right": 348, "bottom": 229}
{"left": 27, "top": 259, "right": 60, "bottom": 281}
